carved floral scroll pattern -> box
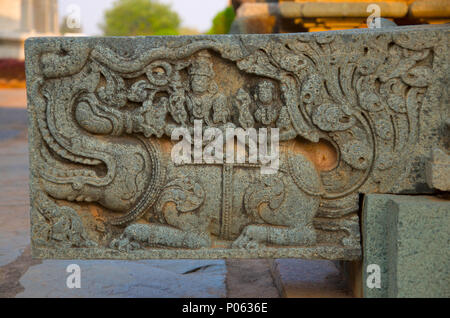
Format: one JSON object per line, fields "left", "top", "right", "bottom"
{"left": 30, "top": 31, "right": 437, "bottom": 250}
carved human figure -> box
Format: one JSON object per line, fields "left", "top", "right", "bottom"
{"left": 142, "top": 96, "right": 169, "bottom": 138}
{"left": 254, "top": 80, "right": 279, "bottom": 126}
{"left": 186, "top": 50, "right": 229, "bottom": 126}
{"left": 235, "top": 88, "right": 255, "bottom": 129}
{"left": 168, "top": 72, "right": 188, "bottom": 126}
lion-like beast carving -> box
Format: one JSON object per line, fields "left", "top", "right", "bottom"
{"left": 26, "top": 25, "right": 449, "bottom": 259}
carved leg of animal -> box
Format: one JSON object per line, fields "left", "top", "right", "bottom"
{"left": 233, "top": 174, "right": 320, "bottom": 248}
{"left": 162, "top": 203, "right": 210, "bottom": 234}
{"left": 232, "top": 224, "right": 316, "bottom": 249}
{"left": 161, "top": 204, "right": 211, "bottom": 247}
{"left": 110, "top": 223, "right": 210, "bottom": 251}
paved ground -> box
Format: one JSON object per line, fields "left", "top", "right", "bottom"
{"left": 0, "top": 105, "right": 30, "bottom": 268}
{"left": 0, "top": 89, "right": 280, "bottom": 298}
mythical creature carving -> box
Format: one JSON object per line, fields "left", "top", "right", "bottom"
{"left": 26, "top": 26, "right": 448, "bottom": 258}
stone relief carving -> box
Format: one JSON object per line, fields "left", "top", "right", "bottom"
{"left": 26, "top": 25, "right": 449, "bottom": 259}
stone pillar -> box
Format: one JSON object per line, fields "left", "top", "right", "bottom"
{"left": 20, "top": 0, "right": 34, "bottom": 32}
{"left": 48, "top": 0, "right": 58, "bottom": 34}
{"left": 43, "top": 0, "right": 50, "bottom": 33}
{"left": 34, "top": 0, "right": 50, "bottom": 33}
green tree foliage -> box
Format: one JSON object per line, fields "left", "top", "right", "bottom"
{"left": 207, "top": 6, "right": 235, "bottom": 35}
{"left": 100, "top": 0, "right": 181, "bottom": 36}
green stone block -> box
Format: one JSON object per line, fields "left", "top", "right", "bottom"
{"left": 363, "top": 194, "right": 450, "bottom": 298}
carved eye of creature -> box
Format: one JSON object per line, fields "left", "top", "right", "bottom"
{"left": 146, "top": 61, "right": 172, "bottom": 86}
{"left": 152, "top": 67, "right": 165, "bottom": 76}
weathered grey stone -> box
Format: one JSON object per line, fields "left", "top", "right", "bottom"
{"left": 426, "top": 148, "right": 450, "bottom": 191}
{"left": 25, "top": 25, "right": 449, "bottom": 260}
{"left": 362, "top": 194, "right": 450, "bottom": 298}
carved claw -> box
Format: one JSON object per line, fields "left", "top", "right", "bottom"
{"left": 182, "top": 232, "right": 211, "bottom": 249}
{"left": 110, "top": 237, "right": 141, "bottom": 252}
{"left": 110, "top": 223, "right": 211, "bottom": 250}
{"left": 231, "top": 238, "right": 261, "bottom": 249}
{"left": 231, "top": 225, "right": 265, "bottom": 249}
{"left": 232, "top": 224, "right": 317, "bottom": 248}
{"left": 109, "top": 223, "right": 150, "bottom": 252}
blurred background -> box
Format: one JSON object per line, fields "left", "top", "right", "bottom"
{"left": 0, "top": 0, "right": 234, "bottom": 88}
{"left": 1, "top": 0, "right": 449, "bottom": 88}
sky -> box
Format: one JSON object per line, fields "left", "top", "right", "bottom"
{"left": 58, "top": 0, "right": 230, "bottom": 35}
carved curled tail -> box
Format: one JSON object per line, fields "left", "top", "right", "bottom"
{"left": 108, "top": 136, "right": 165, "bottom": 226}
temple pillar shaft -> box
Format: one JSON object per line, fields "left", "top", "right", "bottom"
{"left": 20, "top": 0, "right": 34, "bottom": 32}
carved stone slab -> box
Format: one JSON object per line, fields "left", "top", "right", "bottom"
{"left": 25, "top": 25, "right": 449, "bottom": 260}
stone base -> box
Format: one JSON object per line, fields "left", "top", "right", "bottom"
{"left": 32, "top": 245, "right": 361, "bottom": 260}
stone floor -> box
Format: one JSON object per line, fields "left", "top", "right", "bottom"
{"left": 0, "top": 89, "right": 353, "bottom": 298}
